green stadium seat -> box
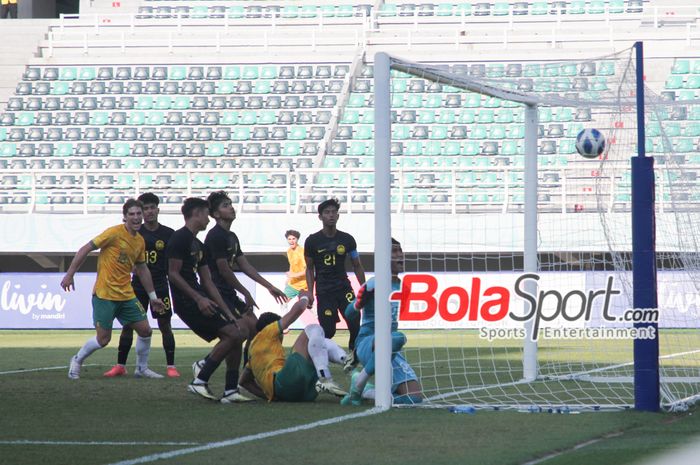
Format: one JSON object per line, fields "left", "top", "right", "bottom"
{"left": 462, "top": 142, "right": 481, "bottom": 157}
{"left": 320, "top": 5, "right": 336, "bottom": 17}
{"left": 496, "top": 109, "right": 514, "bottom": 123}
{"left": 136, "top": 96, "right": 153, "bottom": 110}
{"left": 438, "top": 110, "right": 456, "bottom": 124}
{"left": 282, "top": 5, "right": 300, "bottom": 18}
{"left": 391, "top": 79, "right": 407, "bottom": 93}
{"left": 173, "top": 175, "right": 188, "bottom": 189}
{"left": 242, "top": 66, "right": 259, "bottom": 80}
{"left": 470, "top": 125, "right": 488, "bottom": 139}
{"left": 348, "top": 94, "right": 366, "bottom": 108}
{"left": 283, "top": 142, "right": 301, "bottom": 156}
{"left": 598, "top": 62, "right": 615, "bottom": 76}
{"left": 524, "top": 64, "right": 541, "bottom": 77}
{"left": 254, "top": 80, "right": 271, "bottom": 94}
{"left": 417, "top": 109, "right": 436, "bottom": 124}
{"left": 508, "top": 126, "right": 525, "bottom": 139}
{"left": 211, "top": 174, "right": 229, "bottom": 188}
{"left": 207, "top": 143, "right": 225, "bottom": 157}
{"left": 477, "top": 109, "right": 495, "bottom": 123}
{"left": 391, "top": 94, "right": 405, "bottom": 108}
{"left": 501, "top": 140, "right": 519, "bottom": 155}
{"left": 675, "top": 138, "right": 694, "bottom": 152}
{"left": 685, "top": 76, "right": 700, "bottom": 89}
{"left": 227, "top": 6, "right": 245, "bottom": 18}
{"left": 56, "top": 143, "right": 74, "bottom": 157}
{"left": 393, "top": 126, "right": 410, "bottom": 140}
{"left": 664, "top": 122, "right": 681, "bottom": 136}
{"left": 531, "top": 2, "right": 548, "bottom": 15}
{"left": 16, "top": 112, "right": 34, "bottom": 126}
{"left": 559, "top": 140, "right": 576, "bottom": 154}
{"left": 0, "top": 143, "right": 16, "bottom": 156}
{"left": 493, "top": 3, "right": 510, "bottom": 15}
{"left": 289, "top": 127, "right": 307, "bottom": 140}
{"left": 379, "top": 3, "right": 397, "bottom": 16}
{"left": 544, "top": 64, "right": 559, "bottom": 77}
{"left": 568, "top": 0, "right": 586, "bottom": 14}
{"left": 458, "top": 109, "right": 476, "bottom": 123}
{"left": 538, "top": 107, "right": 552, "bottom": 122}
{"left": 424, "top": 141, "right": 442, "bottom": 156}
{"left": 360, "top": 110, "right": 374, "bottom": 124}
{"left": 112, "top": 143, "right": 129, "bottom": 157}
{"left": 60, "top": 67, "right": 77, "bottom": 80}
{"left": 336, "top": 5, "right": 353, "bottom": 17}
{"left": 223, "top": 66, "right": 241, "bottom": 80}
{"left": 430, "top": 126, "right": 448, "bottom": 140}
{"left": 587, "top": 1, "right": 605, "bottom": 14}
{"left": 444, "top": 141, "right": 461, "bottom": 155}
{"left": 404, "top": 141, "right": 422, "bottom": 156}
{"left": 169, "top": 66, "right": 186, "bottom": 80}
{"left": 534, "top": 80, "right": 552, "bottom": 92}
{"left": 425, "top": 95, "right": 442, "bottom": 108}
{"left": 341, "top": 110, "right": 359, "bottom": 124}
{"left": 456, "top": 3, "right": 472, "bottom": 16}
{"left": 672, "top": 59, "right": 690, "bottom": 74}
{"left": 300, "top": 6, "right": 317, "bottom": 18}
{"left": 258, "top": 111, "right": 276, "bottom": 125}
{"left": 222, "top": 111, "right": 239, "bottom": 125}
{"left": 405, "top": 95, "right": 423, "bottom": 108}
{"left": 463, "top": 93, "right": 481, "bottom": 108}
{"left": 487, "top": 64, "right": 505, "bottom": 78}
{"left": 349, "top": 142, "right": 367, "bottom": 156}
{"left": 356, "top": 125, "right": 373, "bottom": 140}
{"left": 436, "top": 3, "right": 454, "bottom": 16}
{"left": 609, "top": 0, "right": 625, "bottom": 13}
{"left": 490, "top": 125, "right": 506, "bottom": 139}
{"left": 483, "top": 96, "right": 502, "bottom": 108}
{"left": 233, "top": 127, "right": 250, "bottom": 140}
{"left": 555, "top": 108, "right": 573, "bottom": 122}
{"left": 240, "top": 111, "right": 257, "bottom": 125}
{"left": 128, "top": 111, "right": 145, "bottom": 125}
{"left": 684, "top": 122, "right": 700, "bottom": 136}
{"left": 51, "top": 82, "right": 69, "bottom": 95}
{"left": 154, "top": 96, "right": 171, "bottom": 109}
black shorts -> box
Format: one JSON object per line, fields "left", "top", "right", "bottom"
{"left": 172, "top": 293, "right": 235, "bottom": 342}
{"left": 219, "top": 290, "right": 249, "bottom": 319}
{"left": 316, "top": 286, "right": 355, "bottom": 323}
{"left": 135, "top": 286, "right": 172, "bottom": 319}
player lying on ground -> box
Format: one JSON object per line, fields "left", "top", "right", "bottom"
{"left": 239, "top": 292, "right": 349, "bottom": 402}
{"left": 341, "top": 239, "right": 423, "bottom": 406}
{"left": 62, "top": 199, "right": 165, "bottom": 380}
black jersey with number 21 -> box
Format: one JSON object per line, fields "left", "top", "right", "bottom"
{"left": 304, "top": 230, "right": 357, "bottom": 294}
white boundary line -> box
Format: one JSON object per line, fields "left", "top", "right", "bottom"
{"left": 106, "top": 408, "right": 384, "bottom": 465}
{"left": 0, "top": 364, "right": 97, "bottom": 376}
{"left": 0, "top": 440, "right": 200, "bottom": 446}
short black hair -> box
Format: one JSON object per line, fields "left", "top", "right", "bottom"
{"left": 317, "top": 198, "right": 340, "bottom": 215}
{"left": 256, "top": 312, "right": 282, "bottom": 333}
{"left": 285, "top": 229, "right": 300, "bottom": 239}
{"left": 181, "top": 197, "right": 208, "bottom": 219}
{"left": 122, "top": 198, "right": 143, "bottom": 216}
{"left": 391, "top": 237, "right": 402, "bottom": 251}
{"left": 207, "top": 190, "right": 231, "bottom": 217}
{"left": 138, "top": 192, "right": 159, "bottom": 206}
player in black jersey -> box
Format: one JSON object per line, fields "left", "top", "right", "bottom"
{"left": 204, "top": 191, "right": 288, "bottom": 391}
{"left": 166, "top": 197, "right": 253, "bottom": 403}
{"left": 305, "top": 198, "right": 366, "bottom": 368}
{"left": 104, "top": 193, "right": 175, "bottom": 379}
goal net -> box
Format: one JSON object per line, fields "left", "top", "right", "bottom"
{"left": 370, "top": 45, "right": 700, "bottom": 412}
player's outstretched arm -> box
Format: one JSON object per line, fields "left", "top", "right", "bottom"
{"left": 279, "top": 292, "right": 311, "bottom": 331}
{"left": 239, "top": 368, "right": 266, "bottom": 399}
{"left": 61, "top": 241, "right": 97, "bottom": 291}
{"left": 235, "top": 255, "right": 288, "bottom": 304}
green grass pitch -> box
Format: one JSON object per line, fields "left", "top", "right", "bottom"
{"left": 1, "top": 330, "right": 699, "bottom": 465}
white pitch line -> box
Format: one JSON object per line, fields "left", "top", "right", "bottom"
{"left": 107, "top": 407, "right": 385, "bottom": 465}
{"left": 0, "top": 440, "right": 200, "bottom": 447}
{"left": 0, "top": 364, "right": 97, "bottom": 376}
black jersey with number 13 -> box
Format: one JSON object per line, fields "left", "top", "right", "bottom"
{"left": 132, "top": 224, "right": 174, "bottom": 292}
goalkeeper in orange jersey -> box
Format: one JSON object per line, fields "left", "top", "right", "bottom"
{"left": 240, "top": 291, "right": 348, "bottom": 402}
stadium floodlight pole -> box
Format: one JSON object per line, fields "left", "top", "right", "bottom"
{"left": 631, "top": 41, "right": 660, "bottom": 412}
{"left": 522, "top": 103, "right": 539, "bottom": 381}
{"left": 373, "top": 51, "right": 393, "bottom": 411}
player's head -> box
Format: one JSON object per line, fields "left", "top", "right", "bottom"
{"left": 122, "top": 198, "right": 144, "bottom": 233}
{"left": 391, "top": 238, "right": 404, "bottom": 276}
{"left": 207, "top": 191, "right": 235, "bottom": 222}
{"left": 285, "top": 229, "right": 300, "bottom": 248}
{"left": 317, "top": 198, "right": 340, "bottom": 228}
{"left": 181, "top": 197, "right": 210, "bottom": 231}
{"left": 138, "top": 192, "right": 160, "bottom": 224}
{"left": 256, "top": 312, "right": 282, "bottom": 333}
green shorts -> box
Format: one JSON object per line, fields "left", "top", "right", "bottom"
{"left": 273, "top": 352, "right": 319, "bottom": 402}
{"left": 92, "top": 295, "right": 147, "bottom": 330}
{"left": 284, "top": 284, "right": 304, "bottom": 299}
